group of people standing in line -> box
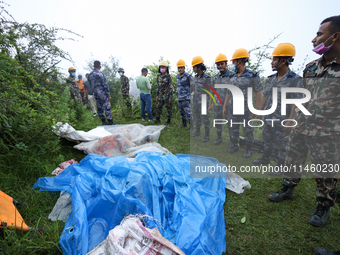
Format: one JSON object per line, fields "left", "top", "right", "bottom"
{"left": 64, "top": 15, "right": 340, "bottom": 255}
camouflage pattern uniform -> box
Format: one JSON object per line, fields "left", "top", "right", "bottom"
{"left": 262, "top": 69, "right": 303, "bottom": 160}
{"left": 213, "top": 71, "right": 235, "bottom": 135}
{"left": 88, "top": 69, "right": 113, "bottom": 122}
{"left": 176, "top": 72, "right": 193, "bottom": 121}
{"left": 193, "top": 73, "right": 211, "bottom": 132}
{"left": 155, "top": 73, "right": 173, "bottom": 119}
{"left": 283, "top": 54, "right": 340, "bottom": 207}
{"left": 66, "top": 75, "right": 82, "bottom": 103}
{"left": 120, "top": 74, "right": 131, "bottom": 109}
{"left": 228, "top": 69, "right": 263, "bottom": 145}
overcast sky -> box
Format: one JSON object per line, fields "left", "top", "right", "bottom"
{"left": 7, "top": 0, "right": 340, "bottom": 79}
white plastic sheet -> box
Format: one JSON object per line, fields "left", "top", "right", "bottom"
{"left": 226, "top": 171, "right": 251, "bottom": 194}
{"left": 87, "top": 216, "right": 185, "bottom": 255}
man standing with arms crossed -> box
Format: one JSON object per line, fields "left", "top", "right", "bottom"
{"left": 269, "top": 16, "right": 340, "bottom": 230}
{"left": 88, "top": 61, "right": 114, "bottom": 125}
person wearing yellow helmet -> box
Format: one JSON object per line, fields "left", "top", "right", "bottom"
{"left": 222, "top": 48, "right": 263, "bottom": 158}
{"left": 208, "top": 53, "right": 235, "bottom": 145}
{"left": 176, "top": 59, "right": 193, "bottom": 130}
{"left": 66, "top": 67, "right": 82, "bottom": 104}
{"left": 191, "top": 56, "right": 211, "bottom": 142}
{"left": 153, "top": 60, "right": 173, "bottom": 125}
{"left": 253, "top": 43, "right": 303, "bottom": 177}
{"left": 269, "top": 15, "right": 340, "bottom": 230}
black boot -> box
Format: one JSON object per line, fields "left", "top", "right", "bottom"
{"left": 153, "top": 117, "right": 161, "bottom": 124}
{"left": 107, "top": 119, "right": 115, "bottom": 125}
{"left": 309, "top": 203, "right": 331, "bottom": 227}
{"left": 214, "top": 132, "right": 222, "bottom": 145}
{"left": 191, "top": 126, "right": 201, "bottom": 137}
{"left": 252, "top": 151, "right": 271, "bottom": 164}
{"left": 228, "top": 139, "right": 239, "bottom": 153}
{"left": 202, "top": 128, "right": 209, "bottom": 143}
{"left": 181, "top": 119, "right": 187, "bottom": 127}
{"left": 165, "top": 119, "right": 171, "bottom": 125}
{"left": 269, "top": 157, "right": 285, "bottom": 176}
{"left": 268, "top": 185, "right": 295, "bottom": 202}
{"left": 243, "top": 143, "right": 252, "bottom": 158}
{"left": 314, "top": 247, "right": 340, "bottom": 255}
{"left": 101, "top": 118, "right": 108, "bottom": 125}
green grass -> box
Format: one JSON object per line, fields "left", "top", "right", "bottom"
{"left": 1, "top": 107, "right": 339, "bottom": 255}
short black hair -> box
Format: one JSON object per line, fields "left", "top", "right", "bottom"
{"left": 141, "top": 67, "right": 148, "bottom": 73}
{"left": 78, "top": 75, "right": 82, "bottom": 78}
{"left": 94, "top": 60, "right": 101, "bottom": 68}
{"left": 321, "top": 15, "right": 340, "bottom": 33}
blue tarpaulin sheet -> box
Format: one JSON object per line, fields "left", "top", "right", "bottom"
{"left": 33, "top": 152, "right": 227, "bottom": 255}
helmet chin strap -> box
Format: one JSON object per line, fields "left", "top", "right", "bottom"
{"left": 272, "top": 58, "right": 282, "bottom": 71}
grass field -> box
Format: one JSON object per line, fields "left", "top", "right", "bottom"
{"left": 0, "top": 108, "right": 339, "bottom": 255}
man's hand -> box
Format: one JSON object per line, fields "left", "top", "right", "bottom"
{"left": 156, "top": 97, "right": 159, "bottom": 102}
{"left": 208, "top": 105, "right": 212, "bottom": 113}
{"left": 169, "top": 98, "right": 172, "bottom": 103}
{"left": 222, "top": 107, "right": 227, "bottom": 116}
{"left": 109, "top": 97, "right": 111, "bottom": 100}
{"left": 283, "top": 120, "right": 294, "bottom": 134}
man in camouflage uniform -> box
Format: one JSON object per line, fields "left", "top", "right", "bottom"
{"left": 268, "top": 16, "right": 340, "bottom": 228}
{"left": 66, "top": 67, "right": 82, "bottom": 104}
{"left": 118, "top": 68, "right": 132, "bottom": 111}
{"left": 191, "top": 56, "right": 211, "bottom": 142}
{"left": 222, "top": 49, "right": 263, "bottom": 158}
{"left": 253, "top": 43, "right": 303, "bottom": 177}
{"left": 153, "top": 60, "right": 173, "bottom": 125}
{"left": 88, "top": 61, "right": 114, "bottom": 125}
{"left": 176, "top": 59, "right": 193, "bottom": 129}
{"left": 208, "top": 54, "right": 235, "bottom": 145}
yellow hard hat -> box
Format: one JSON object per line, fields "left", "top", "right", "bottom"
{"left": 68, "top": 67, "right": 76, "bottom": 72}
{"left": 177, "top": 59, "right": 185, "bottom": 67}
{"left": 231, "top": 49, "right": 249, "bottom": 61}
{"left": 270, "top": 43, "right": 296, "bottom": 57}
{"left": 159, "top": 60, "right": 169, "bottom": 67}
{"left": 46, "top": 78, "right": 49, "bottom": 82}
{"left": 192, "top": 56, "right": 204, "bottom": 66}
{"left": 215, "top": 53, "right": 228, "bottom": 64}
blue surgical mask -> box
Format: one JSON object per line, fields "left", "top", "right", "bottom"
{"left": 231, "top": 64, "right": 237, "bottom": 72}
{"left": 119, "top": 72, "right": 123, "bottom": 76}
{"left": 71, "top": 72, "right": 76, "bottom": 77}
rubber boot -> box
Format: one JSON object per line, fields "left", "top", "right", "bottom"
{"left": 309, "top": 204, "right": 331, "bottom": 227}
{"left": 253, "top": 151, "right": 272, "bottom": 165}
{"left": 153, "top": 117, "right": 160, "bottom": 124}
{"left": 165, "top": 119, "right": 171, "bottom": 125}
{"left": 107, "top": 119, "right": 115, "bottom": 125}
{"left": 228, "top": 139, "right": 239, "bottom": 153}
{"left": 268, "top": 185, "right": 295, "bottom": 202}
{"left": 269, "top": 157, "right": 285, "bottom": 176}
{"left": 202, "top": 128, "right": 209, "bottom": 143}
{"left": 243, "top": 143, "right": 252, "bottom": 158}
{"left": 214, "top": 132, "right": 222, "bottom": 145}
{"left": 191, "top": 126, "right": 201, "bottom": 137}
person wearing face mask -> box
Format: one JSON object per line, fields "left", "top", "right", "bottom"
{"left": 222, "top": 49, "right": 263, "bottom": 158}
{"left": 118, "top": 67, "right": 132, "bottom": 112}
{"left": 66, "top": 67, "right": 82, "bottom": 104}
{"left": 252, "top": 43, "right": 303, "bottom": 176}
{"left": 191, "top": 56, "right": 211, "bottom": 142}
{"left": 208, "top": 54, "right": 235, "bottom": 145}
{"left": 268, "top": 15, "right": 340, "bottom": 231}
{"left": 153, "top": 60, "right": 173, "bottom": 125}
{"left": 176, "top": 59, "right": 193, "bottom": 130}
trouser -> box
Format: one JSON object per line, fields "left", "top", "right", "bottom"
{"left": 193, "top": 94, "right": 210, "bottom": 132}
{"left": 178, "top": 100, "right": 191, "bottom": 121}
{"left": 95, "top": 97, "right": 113, "bottom": 121}
{"left": 140, "top": 93, "right": 153, "bottom": 120}
{"left": 156, "top": 97, "right": 172, "bottom": 119}
{"left": 229, "top": 111, "right": 253, "bottom": 145}
{"left": 263, "top": 120, "right": 289, "bottom": 159}
{"left": 123, "top": 95, "right": 132, "bottom": 110}
{"left": 87, "top": 94, "right": 97, "bottom": 114}
{"left": 283, "top": 131, "right": 339, "bottom": 207}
